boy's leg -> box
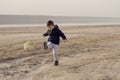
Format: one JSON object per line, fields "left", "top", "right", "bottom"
{"left": 43, "top": 42, "right": 48, "bottom": 50}
{"left": 47, "top": 42, "right": 53, "bottom": 49}
{"left": 53, "top": 44, "right": 59, "bottom": 65}
{"left": 47, "top": 42, "right": 59, "bottom": 66}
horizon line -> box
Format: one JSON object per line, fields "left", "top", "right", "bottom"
{"left": 0, "top": 14, "right": 120, "bottom": 19}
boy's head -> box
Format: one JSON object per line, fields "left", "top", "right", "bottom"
{"left": 47, "top": 20, "right": 54, "bottom": 29}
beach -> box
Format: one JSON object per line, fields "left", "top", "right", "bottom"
{"left": 0, "top": 25, "right": 120, "bottom": 80}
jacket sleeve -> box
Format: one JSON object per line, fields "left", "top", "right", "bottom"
{"left": 43, "top": 30, "right": 49, "bottom": 36}
{"left": 58, "top": 29, "right": 67, "bottom": 40}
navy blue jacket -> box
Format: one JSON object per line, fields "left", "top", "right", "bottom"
{"left": 43, "top": 25, "right": 67, "bottom": 45}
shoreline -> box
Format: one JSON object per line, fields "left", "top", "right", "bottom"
{"left": 0, "top": 22, "right": 120, "bottom": 27}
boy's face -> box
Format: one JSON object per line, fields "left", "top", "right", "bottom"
{"left": 47, "top": 25, "right": 54, "bottom": 30}
{"left": 48, "top": 27, "right": 51, "bottom": 30}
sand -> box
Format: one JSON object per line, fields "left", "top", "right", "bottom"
{"left": 0, "top": 25, "right": 120, "bottom": 80}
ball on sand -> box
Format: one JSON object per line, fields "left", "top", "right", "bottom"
{"left": 24, "top": 41, "right": 35, "bottom": 51}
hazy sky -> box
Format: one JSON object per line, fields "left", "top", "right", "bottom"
{"left": 0, "top": 0, "right": 120, "bottom": 17}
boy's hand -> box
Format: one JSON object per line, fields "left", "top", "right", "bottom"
{"left": 64, "top": 39, "right": 67, "bottom": 42}
{"left": 63, "top": 39, "right": 68, "bottom": 44}
{"left": 63, "top": 39, "right": 69, "bottom": 46}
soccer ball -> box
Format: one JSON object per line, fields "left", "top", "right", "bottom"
{"left": 24, "top": 41, "right": 35, "bottom": 51}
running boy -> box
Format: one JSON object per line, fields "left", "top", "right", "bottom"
{"left": 43, "top": 20, "right": 67, "bottom": 66}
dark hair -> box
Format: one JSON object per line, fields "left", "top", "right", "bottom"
{"left": 47, "top": 20, "right": 54, "bottom": 26}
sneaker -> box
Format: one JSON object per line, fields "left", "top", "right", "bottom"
{"left": 54, "top": 60, "right": 59, "bottom": 66}
{"left": 43, "top": 42, "right": 48, "bottom": 50}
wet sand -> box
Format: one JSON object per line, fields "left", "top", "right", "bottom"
{"left": 0, "top": 25, "right": 120, "bottom": 80}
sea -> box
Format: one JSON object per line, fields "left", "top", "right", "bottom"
{"left": 0, "top": 15, "right": 120, "bottom": 27}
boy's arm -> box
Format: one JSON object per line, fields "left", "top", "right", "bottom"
{"left": 43, "top": 30, "right": 49, "bottom": 36}
{"left": 58, "top": 29, "right": 67, "bottom": 40}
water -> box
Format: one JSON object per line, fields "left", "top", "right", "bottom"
{"left": 0, "top": 15, "right": 120, "bottom": 27}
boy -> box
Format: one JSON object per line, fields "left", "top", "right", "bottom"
{"left": 43, "top": 20, "right": 67, "bottom": 66}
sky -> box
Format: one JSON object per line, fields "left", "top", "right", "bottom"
{"left": 0, "top": 0, "right": 120, "bottom": 17}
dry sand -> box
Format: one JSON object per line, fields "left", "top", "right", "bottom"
{"left": 0, "top": 25, "right": 120, "bottom": 80}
